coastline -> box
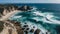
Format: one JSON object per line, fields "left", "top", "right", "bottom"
{"left": 0, "top": 5, "right": 24, "bottom": 34}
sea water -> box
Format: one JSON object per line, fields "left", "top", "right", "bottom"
{"left": 9, "top": 3, "right": 60, "bottom": 34}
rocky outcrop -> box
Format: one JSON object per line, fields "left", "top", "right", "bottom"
{"left": 34, "top": 29, "right": 41, "bottom": 34}
{"left": 8, "top": 20, "right": 24, "bottom": 34}
{"left": 30, "top": 29, "right": 34, "bottom": 33}
{"left": 0, "top": 5, "right": 33, "bottom": 16}
{"left": 0, "top": 5, "right": 34, "bottom": 34}
{"left": 0, "top": 21, "right": 4, "bottom": 32}
{"left": 18, "top": 5, "right": 33, "bottom": 11}
{"left": 0, "top": 5, "right": 18, "bottom": 16}
{"left": 0, "top": 20, "right": 24, "bottom": 34}
{"left": 0, "top": 5, "right": 24, "bottom": 34}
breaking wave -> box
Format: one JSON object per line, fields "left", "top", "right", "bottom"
{"left": 10, "top": 7, "right": 60, "bottom": 34}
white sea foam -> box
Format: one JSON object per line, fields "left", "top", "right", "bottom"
{"left": 33, "top": 10, "right": 60, "bottom": 24}
{"left": 12, "top": 16, "right": 22, "bottom": 18}
{"left": 46, "top": 14, "right": 60, "bottom": 24}
{"left": 33, "top": 11, "right": 45, "bottom": 16}
{"left": 9, "top": 7, "right": 60, "bottom": 34}
{"left": 23, "top": 21, "right": 47, "bottom": 33}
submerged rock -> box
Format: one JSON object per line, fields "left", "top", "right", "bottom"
{"left": 33, "top": 26, "right": 35, "bottom": 28}
{"left": 24, "top": 23, "right": 27, "bottom": 24}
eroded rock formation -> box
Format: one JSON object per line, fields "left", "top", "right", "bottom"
{"left": 0, "top": 5, "right": 24, "bottom": 34}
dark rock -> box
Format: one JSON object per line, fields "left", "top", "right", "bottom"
{"left": 0, "top": 21, "right": 4, "bottom": 32}
{"left": 17, "top": 28, "right": 24, "bottom": 34}
{"left": 22, "top": 28, "right": 25, "bottom": 30}
{"left": 26, "top": 28, "right": 30, "bottom": 30}
{"left": 46, "top": 30, "right": 50, "bottom": 34}
{"left": 18, "top": 5, "right": 33, "bottom": 11}
{"left": 8, "top": 29, "right": 12, "bottom": 34}
{"left": 0, "top": 8, "right": 4, "bottom": 15}
{"left": 23, "top": 25, "right": 28, "bottom": 27}
{"left": 5, "top": 23, "right": 10, "bottom": 26}
{"left": 30, "top": 29, "right": 34, "bottom": 33}
{"left": 24, "top": 23, "right": 27, "bottom": 24}
{"left": 14, "top": 21, "right": 21, "bottom": 26}
{"left": 24, "top": 30, "right": 28, "bottom": 34}
{"left": 33, "top": 26, "right": 35, "bottom": 28}
{"left": 34, "top": 29, "right": 41, "bottom": 34}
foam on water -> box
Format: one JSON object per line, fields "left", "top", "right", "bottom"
{"left": 10, "top": 7, "right": 60, "bottom": 34}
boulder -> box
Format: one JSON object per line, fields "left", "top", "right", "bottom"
{"left": 34, "top": 29, "right": 41, "bottom": 34}
{"left": 23, "top": 25, "right": 28, "bottom": 27}
{"left": 24, "top": 30, "right": 28, "bottom": 34}
{"left": 33, "top": 26, "right": 35, "bottom": 28}
{"left": 26, "top": 28, "right": 30, "bottom": 30}
{"left": 30, "top": 29, "right": 34, "bottom": 33}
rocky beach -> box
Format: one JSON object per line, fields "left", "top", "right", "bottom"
{"left": 0, "top": 5, "right": 41, "bottom": 34}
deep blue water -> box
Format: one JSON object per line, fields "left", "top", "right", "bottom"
{"left": 11, "top": 3, "right": 60, "bottom": 11}
{"left": 9, "top": 3, "right": 60, "bottom": 34}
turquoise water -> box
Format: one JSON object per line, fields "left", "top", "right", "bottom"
{"left": 9, "top": 4, "right": 60, "bottom": 34}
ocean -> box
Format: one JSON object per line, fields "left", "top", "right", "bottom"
{"left": 9, "top": 3, "right": 60, "bottom": 34}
